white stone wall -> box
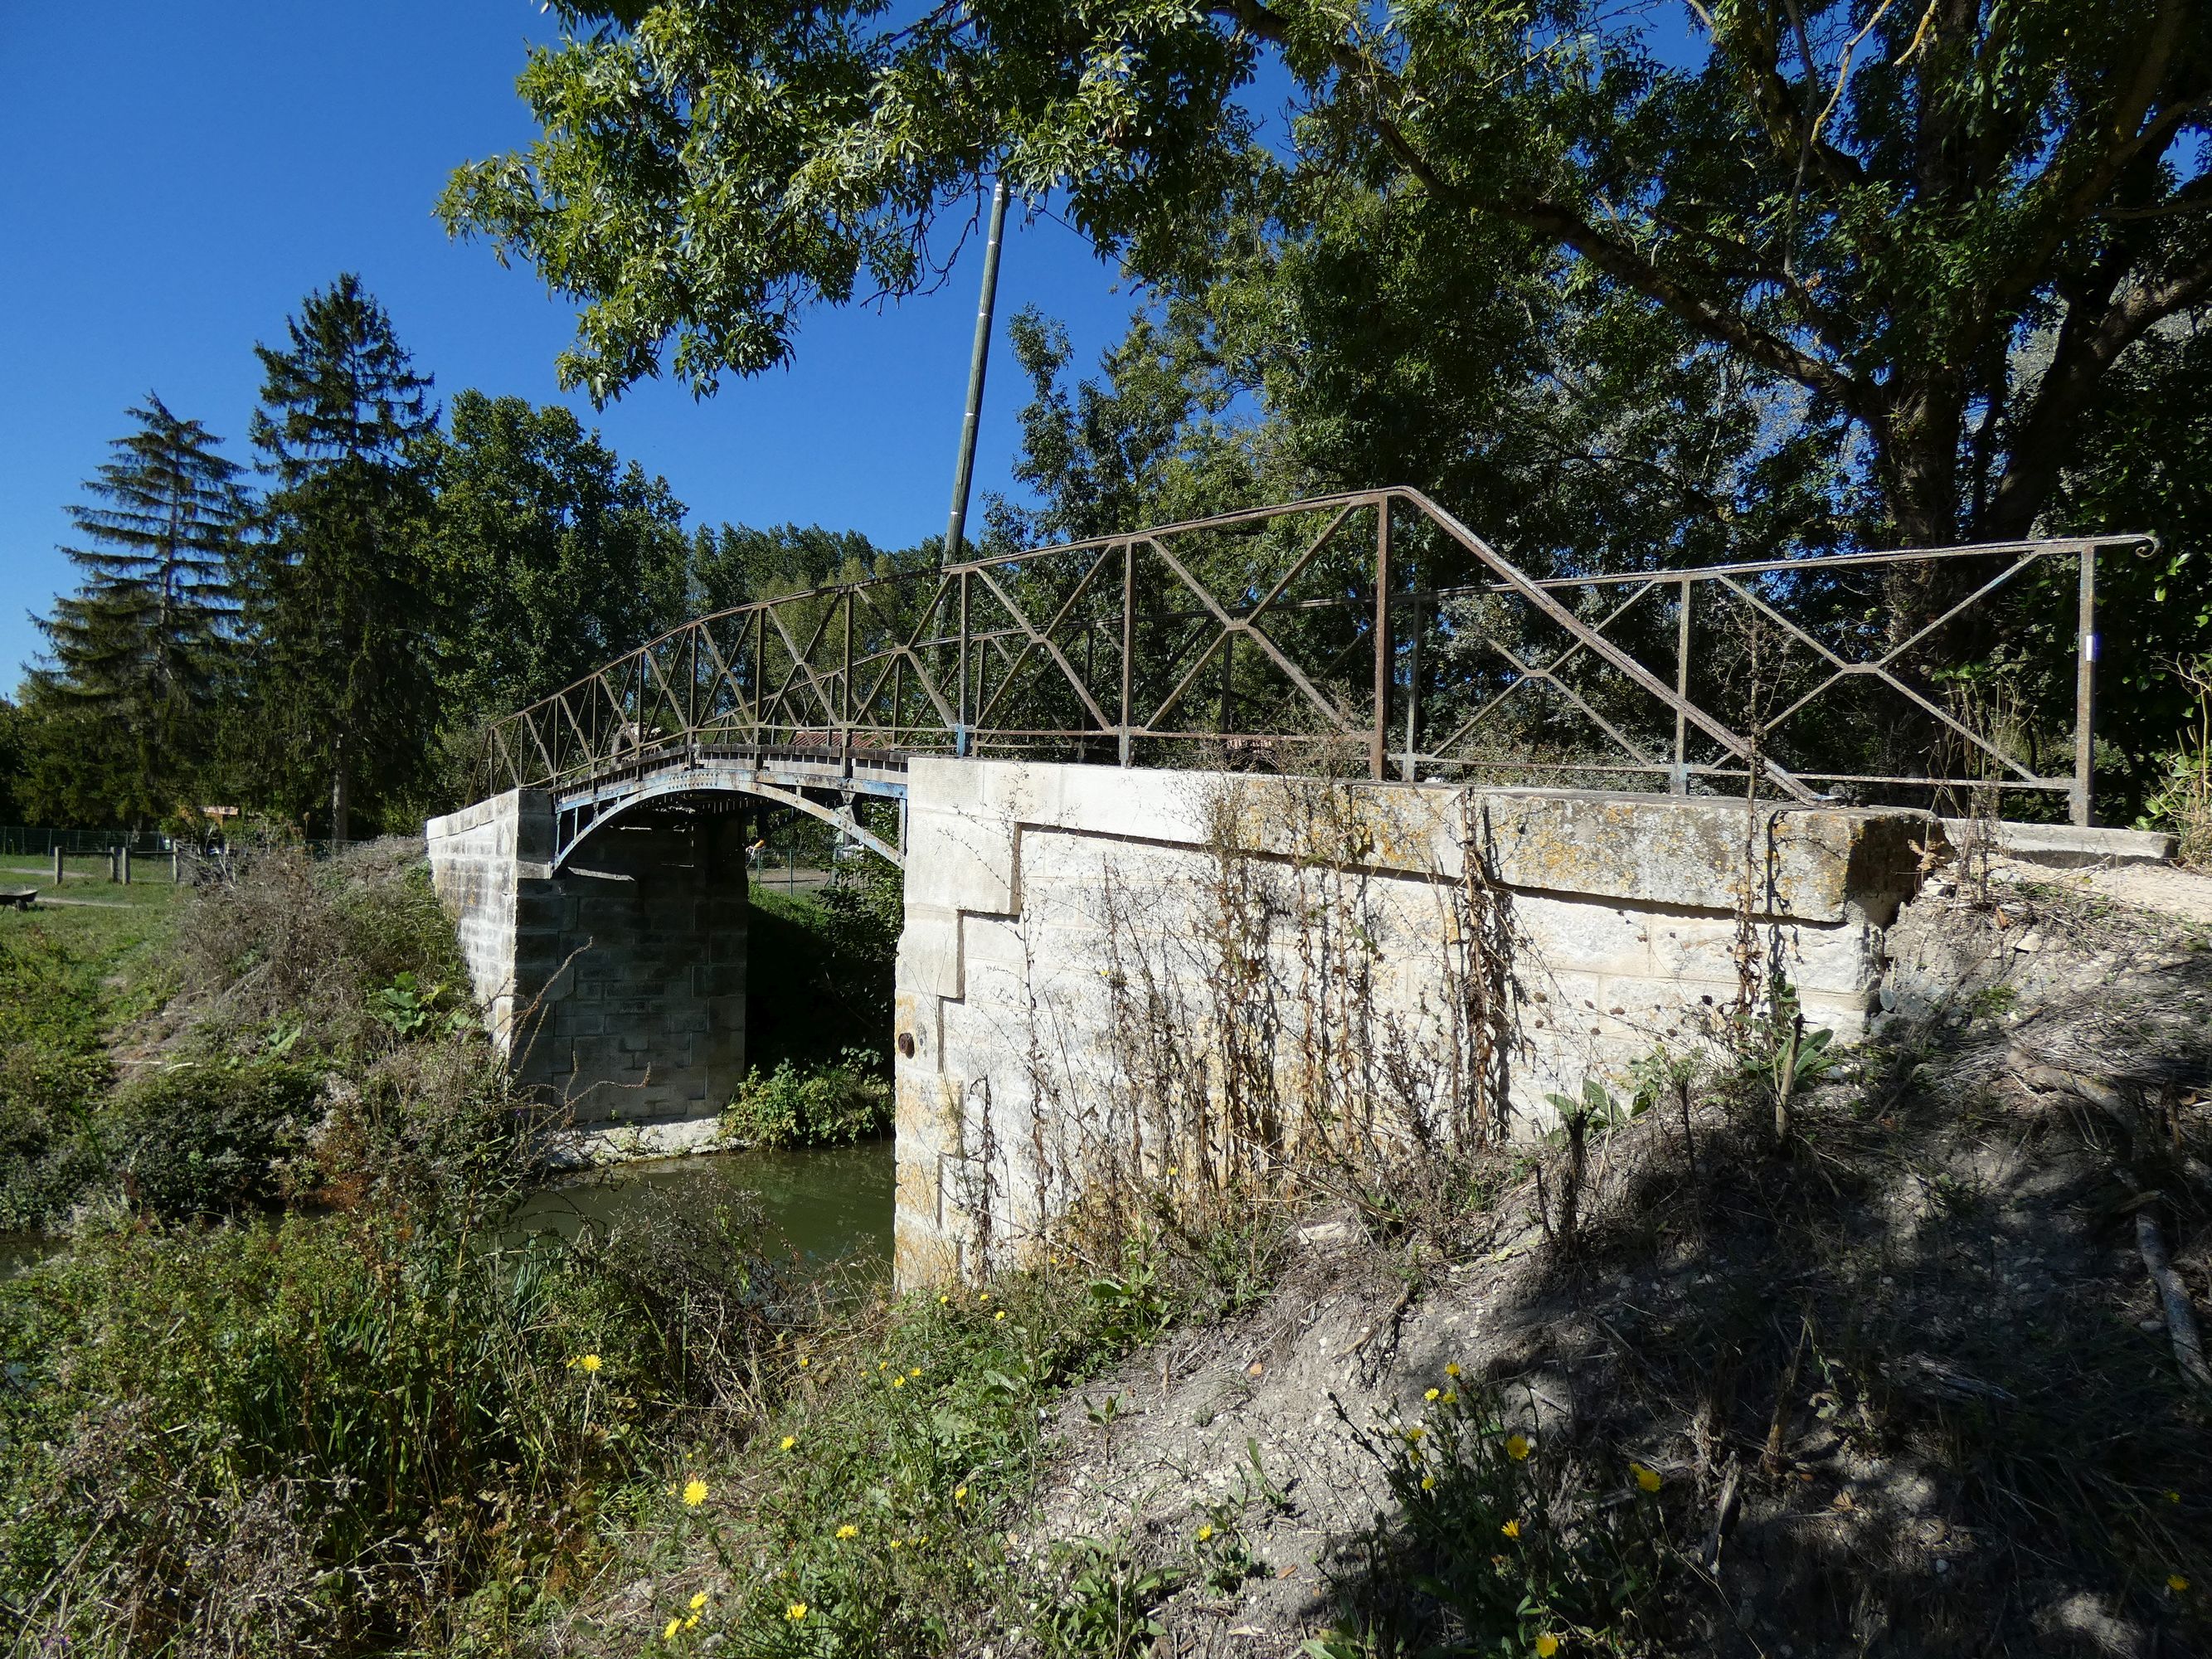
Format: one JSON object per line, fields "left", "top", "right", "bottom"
{"left": 425, "top": 788, "right": 552, "bottom": 1058}
{"left": 892, "top": 760, "right": 1928, "bottom": 1285}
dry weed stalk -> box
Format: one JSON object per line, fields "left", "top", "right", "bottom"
{"left": 948, "top": 775, "right": 1529, "bottom": 1263}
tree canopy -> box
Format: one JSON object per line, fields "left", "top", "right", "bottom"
{"left": 20, "top": 396, "right": 245, "bottom": 828}
{"left": 444, "top": 1, "right": 2211, "bottom": 552}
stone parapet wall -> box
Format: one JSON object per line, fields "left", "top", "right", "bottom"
{"left": 892, "top": 760, "right": 1931, "bottom": 1286}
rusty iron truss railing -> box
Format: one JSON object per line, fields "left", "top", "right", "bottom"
{"left": 478, "top": 487, "right": 2145, "bottom": 825}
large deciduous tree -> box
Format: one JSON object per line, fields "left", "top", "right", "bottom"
{"left": 430, "top": 391, "right": 693, "bottom": 718}
{"left": 21, "top": 396, "right": 245, "bottom": 827}
{"left": 239, "top": 275, "right": 441, "bottom": 843}
{"left": 443, "top": 1, "right": 2210, "bottom": 554}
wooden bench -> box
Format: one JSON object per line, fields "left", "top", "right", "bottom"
{"left": 0, "top": 888, "right": 38, "bottom": 912}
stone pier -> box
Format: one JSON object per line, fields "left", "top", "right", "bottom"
{"left": 425, "top": 789, "right": 746, "bottom": 1124}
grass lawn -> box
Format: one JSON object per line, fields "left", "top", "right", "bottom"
{"left": 0, "top": 866, "right": 189, "bottom": 1038}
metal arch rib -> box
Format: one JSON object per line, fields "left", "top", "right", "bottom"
{"left": 552, "top": 768, "right": 905, "bottom": 871}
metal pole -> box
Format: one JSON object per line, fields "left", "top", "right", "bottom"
{"left": 1370, "top": 497, "right": 1391, "bottom": 781}
{"left": 942, "top": 177, "right": 1011, "bottom": 563}
{"left": 1120, "top": 539, "right": 1135, "bottom": 766}
{"left": 1673, "top": 577, "right": 1692, "bottom": 795}
{"left": 1402, "top": 583, "right": 1421, "bottom": 782}
{"left": 2072, "top": 547, "right": 2097, "bottom": 827}
{"left": 957, "top": 570, "right": 971, "bottom": 756}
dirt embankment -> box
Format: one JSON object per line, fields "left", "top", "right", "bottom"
{"left": 1009, "top": 859, "right": 2212, "bottom": 1657}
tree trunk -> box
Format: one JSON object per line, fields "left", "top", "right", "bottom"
{"left": 331, "top": 729, "right": 350, "bottom": 847}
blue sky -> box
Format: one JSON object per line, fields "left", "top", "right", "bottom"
{"left": 0, "top": 2, "right": 1141, "bottom": 691}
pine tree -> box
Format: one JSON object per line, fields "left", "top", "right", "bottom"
{"left": 240, "top": 274, "right": 441, "bottom": 842}
{"left": 26, "top": 394, "right": 245, "bottom": 826}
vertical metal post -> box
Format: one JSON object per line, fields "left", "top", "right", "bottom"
{"left": 1672, "top": 576, "right": 1692, "bottom": 795}
{"left": 1370, "top": 497, "right": 1392, "bottom": 781}
{"left": 2072, "top": 545, "right": 2097, "bottom": 827}
{"left": 1120, "top": 539, "right": 1135, "bottom": 766}
{"left": 1402, "top": 581, "right": 1421, "bottom": 782}
{"left": 943, "top": 178, "right": 1011, "bottom": 563}
{"left": 841, "top": 591, "right": 853, "bottom": 757}
{"left": 956, "top": 568, "right": 971, "bottom": 757}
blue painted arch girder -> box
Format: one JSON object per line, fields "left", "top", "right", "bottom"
{"left": 552, "top": 745, "right": 910, "bottom": 873}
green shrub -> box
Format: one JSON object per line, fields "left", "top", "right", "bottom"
{"left": 100, "top": 1058, "right": 321, "bottom": 1219}
{"left": 1315, "top": 1374, "right": 1679, "bottom": 1657}
{"left": 0, "top": 1210, "right": 639, "bottom": 1655}
{"left": 723, "top": 1048, "right": 892, "bottom": 1148}
{"left": 0, "top": 1044, "right": 109, "bottom": 1233}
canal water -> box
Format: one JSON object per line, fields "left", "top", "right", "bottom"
{"left": 507, "top": 1141, "right": 896, "bottom": 1269}
{"left": 0, "top": 1140, "right": 897, "bottom": 1280}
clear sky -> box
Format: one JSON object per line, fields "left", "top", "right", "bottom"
{"left": 0, "top": 2, "right": 1141, "bottom": 692}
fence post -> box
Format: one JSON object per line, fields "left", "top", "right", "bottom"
{"left": 121, "top": 846, "right": 132, "bottom": 886}
{"left": 1402, "top": 583, "right": 1422, "bottom": 782}
{"left": 52, "top": 847, "right": 62, "bottom": 888}
{"left": 2072, "top": 546, "right": 2097, "bottom": 828}
{"left": 1673, "top": 576, "right": 1693, "bottom": 795}
{"left": 1120, "top": 539, "right": 1135, "bottom": 766}
{"left": 1370, "top": 495, "right": 1391, "bottom": 781}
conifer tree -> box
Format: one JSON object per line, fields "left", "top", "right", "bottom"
{"left": 239, "top": 274, "right": 440, "bottom": 842}
{"left": 24, "top": 394, "right": 245, "bottom": 826}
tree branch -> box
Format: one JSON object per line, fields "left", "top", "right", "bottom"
{"left": 1208, "top": 0, "right": 1878, "bottom": 427}
{"left": 1986, "top": 251, "right": 2212, "bottom": 538}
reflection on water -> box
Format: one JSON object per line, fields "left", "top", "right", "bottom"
{"left": 506, "top": 1141, "right": 896, "bottom": 1272}
{"left": 2, "top": 1142, "right": 897, "bottom": 1282}
{"left": 0, "top": 1236, "right": 51, "bottom": 1279}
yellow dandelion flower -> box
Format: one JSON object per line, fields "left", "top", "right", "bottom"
{"left": 836, "top": 1524, "right": 858, "bottom": 1540}
{"left": 664, "top": 1617, "right": 683, "bottom": 1641}
{"left": 1445, "top": 1362, "right": 1461, "bottom": 1378}
{"left": 994, "top": 1310, "right": 1006, "bottom": 1321}
{"left": 684, "top": 1614, "right": 699, "bottom": 1630}
{"left": 1534, "top": 1635, "right": 1560, "bottom": 1657}
{"left": 910, "top": 1366, "right": 922, "bottom": 1376}
{"left": 798, "top": 1355, "right": 809, "bottom": 1368}
{"left": 785, "top": 1603, "right": 808, "bottom": 1621}
{"left": 689, "top": 1591, "right": 708, "bottom": 1611}
{"left": 1420, "top": 1476, "right": 1437, "bottom": 1491}
{"left": 1443, "top": 1391, "right": 1457, "bottom": 1404}
{"left": 570, "top": 1353, "right": 603, "bottom": 1373}
{"left": 1405, "top": 1426, "right": 1426, "bottom": 1442}
{"left": 878, "top": 1360, "right": 888, "bottom": 1371}
{"left": 2168, "top": 1491, "right": 2183, "bottom": 1503}
{"left": 1167, "top": 1165, "right": 1178, "bottom": 1177}
{"left": 1425, "top": 1389, "right": 1440, "bottom": 1402}
{"left": 939, "top": 1293, "right": 950, "bottom": 1303}
{"left": 1197, "top": 1524, "right": 1214, "bottom": 1542}
{"left": 1631, "top": 1462, "right": 1662, "bottom": 1492}
{"left": 978, "top": 1291, "right": 990, "bottom": 1302}
{"left": 955, "top": 1485, "right": 969, "bottom": 1503}
{"left": 1505, "top": 1434, "right": 1532, "bottom": 1462}
{"left": 2172, "top": 1574, "right": 2191, "bottom": 1593}
{"left": 1501, "top": 1519, "right": 1520, "bottom": 1539}
{"left": 682, "top": 1477, "right": 708, "bottom": 1506}
{"left": 889, "top": 1538, "right": 903, "bottom": 1550}
{"left": 892, "top": 1374, "right": 907, "bottom": 1388}
{"left": 780, "top": 1435, "right": 796, "bottom": 1452}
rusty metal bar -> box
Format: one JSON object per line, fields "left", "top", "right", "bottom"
{"left": 2073, "top": 546, "right": 2097, "bottom": 827}
{"left": 479, "top": 489, "right": 2137, "bottom": 812}
{"left": 1371, "top": 498, "right": 1390, "bottom": 781}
